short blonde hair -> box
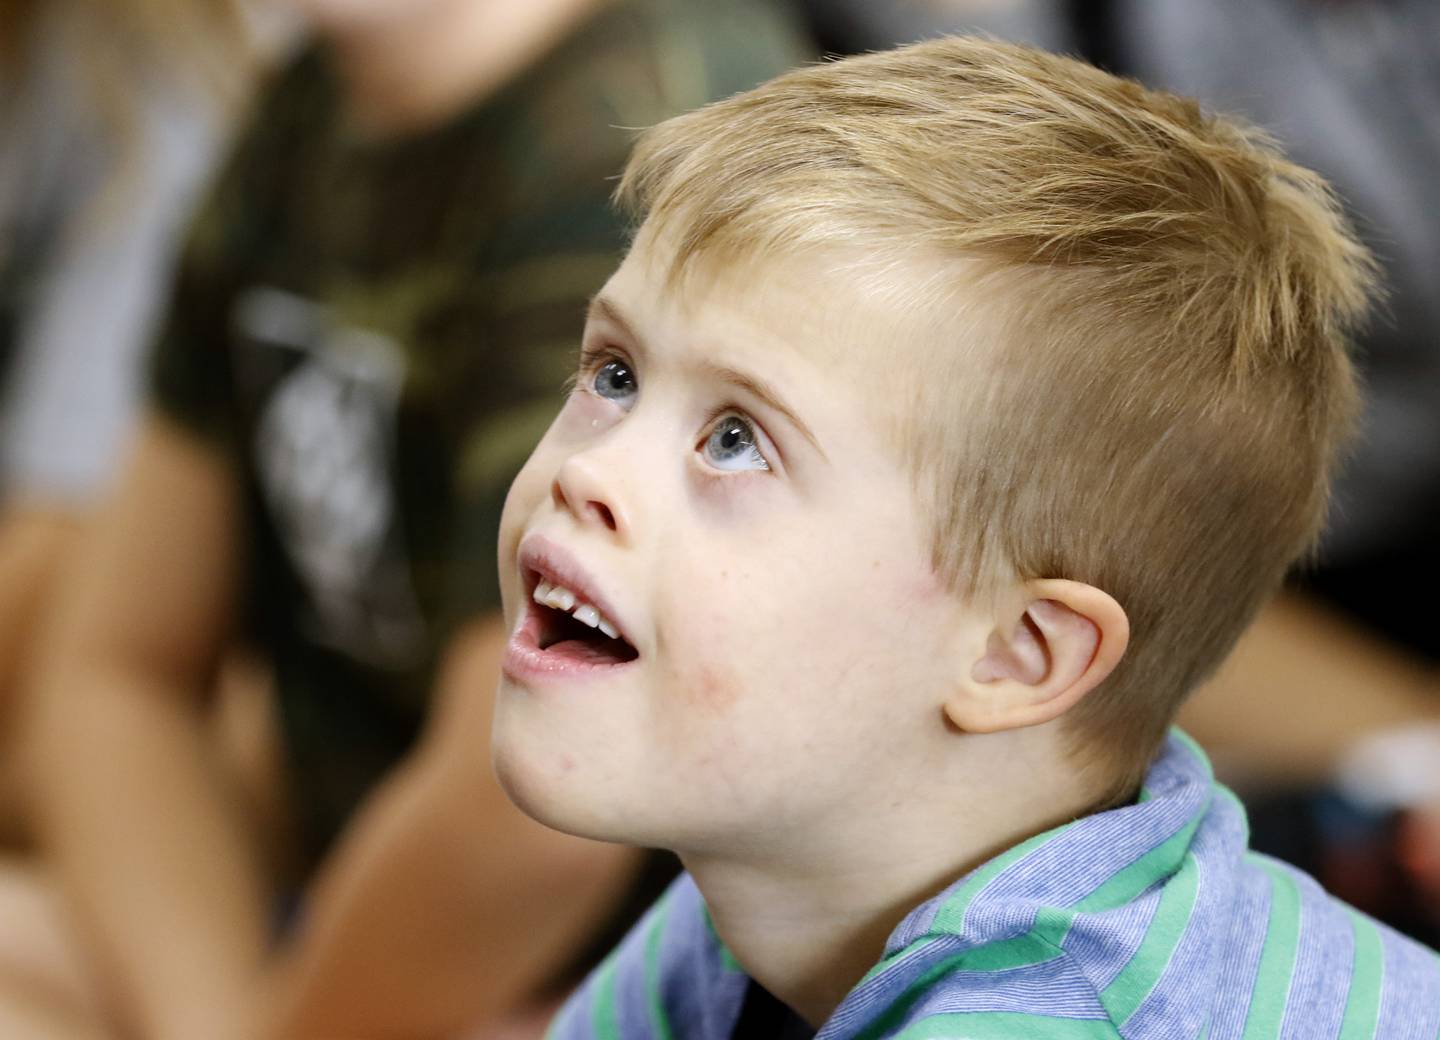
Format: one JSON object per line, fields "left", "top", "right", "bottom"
{"left": 616, "top": 36, "right": 1374, "bottom": 799}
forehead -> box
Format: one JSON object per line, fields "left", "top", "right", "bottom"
{"left": 600, "top": 226, "right": 939, "bottom": 376}
{"left": 595, "top": 224, "right": 1002, "bottom": 453}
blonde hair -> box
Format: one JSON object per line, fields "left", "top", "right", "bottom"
{"left": 616, "top": 36, "right": 1375, "bottom": 799}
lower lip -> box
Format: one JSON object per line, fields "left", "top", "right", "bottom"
{"left": 502, "top": 605, "right": 639, "bottom": 685}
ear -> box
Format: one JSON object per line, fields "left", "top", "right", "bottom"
{"left": 945, "top": 579, "right": 1129, "bottom": 734}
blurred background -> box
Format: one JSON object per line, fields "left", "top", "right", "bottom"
{"left": 0, "top": 0, "right": 1435, "bottom": 1037}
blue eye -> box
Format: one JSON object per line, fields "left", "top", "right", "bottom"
{"left": 592, "top": 359, "right": 637, "bottom": 404}
{"left": 703, "top": 413, "right": 770, "bottom": 472}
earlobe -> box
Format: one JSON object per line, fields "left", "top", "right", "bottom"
{"left": 947, "top": 580, "right": 1128, "bottom": 734}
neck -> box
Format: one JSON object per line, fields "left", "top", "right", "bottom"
{"left": 324, "top": 0, "right": 609, "bottom": 137}
{"left": 684, "top": 730, "right": 1108, "bottom": 1028}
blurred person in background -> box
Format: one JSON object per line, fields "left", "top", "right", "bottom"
{"left": 803, "top": 0, "right": 1440, "bottom": 944}
{"left": 0, "top": 1, "right": 263, "bottom": 1034}
{"left": 0, "top": 0, "right": 257, "bottom": 836}
{"left": 14, "top": 1, "right": 810, "bottom": 1038}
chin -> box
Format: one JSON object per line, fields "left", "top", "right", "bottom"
{"left": 492, "top": 713, "right": 617, "bottom": 843}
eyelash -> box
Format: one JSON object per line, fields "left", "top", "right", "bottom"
{"left": 564, "top": 343, "right": 614, "bottom": 398}
{"left": 572, "top": 344, "right": 775, "bottom": 476}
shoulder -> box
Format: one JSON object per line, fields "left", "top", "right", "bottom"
{"left": 1221, "top": 852, "right": 1440, "bottom": 1040}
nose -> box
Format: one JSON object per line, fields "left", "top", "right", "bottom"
{"left": 552, "top": 450, "right": 630, "bottom": 539}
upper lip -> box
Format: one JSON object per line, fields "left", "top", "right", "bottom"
{"left": 517, "top": 533, "right": 635, "bottom": 649}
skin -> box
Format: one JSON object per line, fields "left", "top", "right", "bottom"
{"left": 259, "top": 616, "right": 638, "bottom": 1040}
{"left": 25, "top": 417, "right": 266, "bottom": 1040}
{"left": 492, "top": 232, "right": 1130, "bottom": 1025}
{"left": 0, "top": 505, "right": 82, "bottom": 846}
{"left": 288, "top": 0, "right": 612, "bottom": 135}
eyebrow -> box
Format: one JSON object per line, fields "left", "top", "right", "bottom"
{"left": 587, "top": 294, "right": 827, "bottom": 461}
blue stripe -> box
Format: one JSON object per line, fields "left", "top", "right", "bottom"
{"left": 560, "top": 733, "right": 1440, "bottom": 1040}
{"left": 612, "top": 894, "right": 658, "bottom": 1040}
{"left": 662, "top": 877, "right": 746, "bottom": 1040}
{"left": 1062, "top": 884, "right": 1163, "bottom": 992}
{"left": 1375, "top": 924, "right": 1440, "bottom": 1039}
{"left": 910, "top": 956, "right": 1114, "bottom": 1018}
{"left": 1277, "top": 868, "right": 1352, "bottom": 1040}
{"left": 1120, "top": 797, "right": 1247, "bottom": 1039}
{"left": 955, "top": 736, "right": 1211, "bottom": 948}
{"left": 1196, "top": 853, "right": 1271, "bottom": 1039}
{"left": 1106, "top": 854, "right": 1202, "bottom": 1032}
{"left": 891, "top": 1011, "right": 1123, "bottom": 1038}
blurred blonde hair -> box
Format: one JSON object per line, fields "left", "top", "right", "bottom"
{"left": 616, "top": 36, "right": 1375, "bottom": 800}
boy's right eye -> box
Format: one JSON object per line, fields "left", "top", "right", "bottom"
{"left": 592, "top": 359, "right": 638, "bottom": 405}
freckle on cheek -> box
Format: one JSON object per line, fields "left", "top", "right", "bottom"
{"left": 687, "top": 660, "right": 740, "bottom": 713}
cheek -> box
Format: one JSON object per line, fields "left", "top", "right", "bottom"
{"left": 689, "top": 660, "right": 742, "bottom": 714}
{"left": 654, "top": 585, "right": 750, "bottom": 717}
{"left": 651, "top": 546, "right": 868, "bottom": 732}
{"left": 496, "top": 441, "right": 563, "bottom": 610}
{"left": 647, "top": 557, "right": 782, "bottom": 778}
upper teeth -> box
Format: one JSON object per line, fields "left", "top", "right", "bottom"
{"left": 534, "top": 580, "right": 621, "bottom": 640}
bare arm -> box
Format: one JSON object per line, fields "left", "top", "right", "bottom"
{"left": 260, "top": 614, "right": 641, "bottom": 1040}
{"left": 1179, "top": 592, "right": 1440, "bottom": 790}
{"left": 23, "top": 414, "right": 270, "bottom": 1040}
{"left": 0, "top": 505, "right": 83, "bottom": 841}
{"left": 0, "top": 976, "right": 107, "bottom": 1040}
{"left": 0, "top": 505, "right": 81, "bottom": 693}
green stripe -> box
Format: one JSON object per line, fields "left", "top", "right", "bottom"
{"left": 1240, "top": 860, "right": 1302, "bottom": 1040}
{"left": 643, "top": 894, "right": 676, "bottom": 1040}
{"left": 1074, "top": 808, "right": 1205, "bottom": 915}
{"left": 865, "top": 731, "right": 1214, "bottom": 1037}
{"left": 865, "top": 769, "right": 1209, "bottom": 1036}
{"left": 1337, "top": 911, "right": 1385, "bottom": 1040}
{"left": 1100, "top": 852, "right": 1202, "bottom": 1026}
{"left": 853, "top": 924, "right": 1070, "bottom": 1040}
{"left": 929, "top": 824, "right": 1070, "bottom": 934}
{"left": 701, "top": 903, "right": 746, "bottom": 973}
{"left": 718, "top": 945, "right": 745, "bottom": 973}
{"left": 1171, "top": 729, "right": 1215, "bottom": 784}
{"left": 1212, "top": 784, "right": 1252, "bottom": 845}
{"left": 931, "top": 771, "right": 1208, "bottom": 939}
{"left": 959, "top": 910, "right": 1073, "bottom": 971}
{"left": 892, "top": 1011, "right": 1123, "bottom": 1039}
{"left": 590, "top": 951, "right": 621, "bottom": 1040}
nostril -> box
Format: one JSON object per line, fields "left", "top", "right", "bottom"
{"left": 589, "top": 500, "right": 617, "bottom": 531}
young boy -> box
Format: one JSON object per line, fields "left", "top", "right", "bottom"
{"left": 491, "top": 36, "right": 1440, "bottom": 1039}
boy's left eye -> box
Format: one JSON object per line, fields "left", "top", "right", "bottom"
{"left": 701, "top": 413, "right": 770, "bottom": 472}
{"left": 592, "top": 359, "right": 638, "bottom": 404}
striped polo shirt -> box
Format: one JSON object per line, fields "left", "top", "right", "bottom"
{"left": 549, "top": 731, "right": 1440, "bottom": 1039}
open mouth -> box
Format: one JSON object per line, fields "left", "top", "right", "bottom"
{"left": 533, "top": 601, "right": 639, "bottom": 664}
{"left": 525, "top": 572, "right": 639, "bottom": 667}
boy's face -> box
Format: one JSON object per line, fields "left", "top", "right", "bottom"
{"left": 492, "top": 236, "right": 978, "bottom": 859}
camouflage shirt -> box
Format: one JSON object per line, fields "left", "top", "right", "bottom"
{"left": 150, "top": 0, "right": 811, "bottom": 868}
